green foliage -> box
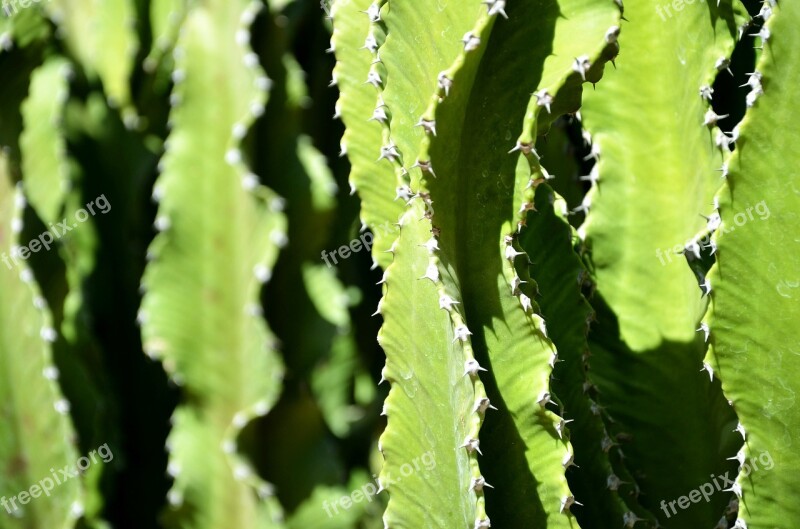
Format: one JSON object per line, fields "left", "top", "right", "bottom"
{"left": 331, "top": 0, "right": 400, "bottom": 267}
{"left": 0, "top": 0, "right": 798, "bottom": 528}
{"left": 139, "top": 2, "right": 286, "bottom": 527}
{"left": 46, "top": 0, "right": 138, "bottom": 117}
{"left": 576, "top": 1, "right": 746, "bottom": 527}
{"left": 20, "top": 56, "right": 71, "bottom": 224}
{"left": 705, "top": 2, "right": 800, "bottom": 527}
{"left": 0, "top": 153, "right": 83, "bottom": 528}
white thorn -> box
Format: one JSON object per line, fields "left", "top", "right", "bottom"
{"left": 474, "top": 397, "right": 497, "bottom": 413}
{"left": 461, "top": 437, "right": 482, "bottom": 454}
{"left": 623, "top": 511, "right": 643, "bottom": 528}
{"left": 534, "top": 89, "right": 553, "bottom": 113}
{"left": 439, "top": 294, "right": 459, "bottom": 311}
{"left": 470, "top": 476, "right": 494, "bottom": 491}
{"left": 560, "top": 495, "right": 581, "bottom": 513}
{"left": 703, "top": 109, "right": 729, "bottom": 126}
{"left": 573, "top": 55, "right": 591, "bottom": 81}
{"left": 734, "top": 422, "right": 746, "bottom": 439}
{"left": 462, "top": 32, "right": 481, "bottom": 52}
{"left": 537, "top": 390, "right": 552, "bottom": 408}
{"left": 453, "top": 324, "right": 472, "bottom": 343}
{"left": 54, "top": 399, "right": 71, "bottom": 414}
{"left": 463, "top": 358, "right": 487, "bottom": 376}
{"left": 420, "top": 262, "right": 439, "bottom": 282}
{"left": 40, "top": 327, "right": 57, "bottom": 342}
{"left": 438, "top": 72, "right": 453, "bottom": 96}
{"left": 484, "top": 0, "right": 507, "bottom": 17}
{"left": 697, "top": 322, "right": 710, "bottom": 342}
{"left": 701, "top": 361, "right": 714, "bottom": 381}
{"left": 363, "top": 2, "right": 381, "bottom": 22}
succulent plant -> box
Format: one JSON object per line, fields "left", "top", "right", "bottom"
{"left": 0, "top": 0, "right": 796, "bottom": 528}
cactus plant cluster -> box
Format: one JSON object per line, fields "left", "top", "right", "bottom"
{"left": 0, "top": 0, "right": 798, "bottom": 528}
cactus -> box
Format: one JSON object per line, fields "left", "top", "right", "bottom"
{"left": 704, "top": 1, "right": 800, "bottom": 527}
{"left": 138, "top": 1, "right": 287, "bottom": 527}
{"left": 0, "top": 153, "right": 84, "bottom": 528}
{"left": 331, "top": 0, "right": 622, "bottom": 525}
{"left": 518, "top": 184, "right": 646, "bottom": 526}
{"left": 1, "top": 0, "right": 799, "bottom": 528}
{"left": 331, "top": 0, "right": 401, "bottom": 267}
{"left": 45, "top": 0, "right": 138, "bottom": 120}
{"left": 574, "top": 1, "right": 746, "bottom": 527}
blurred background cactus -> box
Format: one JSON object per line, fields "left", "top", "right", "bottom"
{"left": 0, "top": 0, "right": 797, "bottom": 528}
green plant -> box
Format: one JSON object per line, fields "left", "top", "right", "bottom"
{"left": 0, "top": 0, "right": 797, "bottom": 528}
{"left": 332, "top": 0, "right": 798, "bottom": 528}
